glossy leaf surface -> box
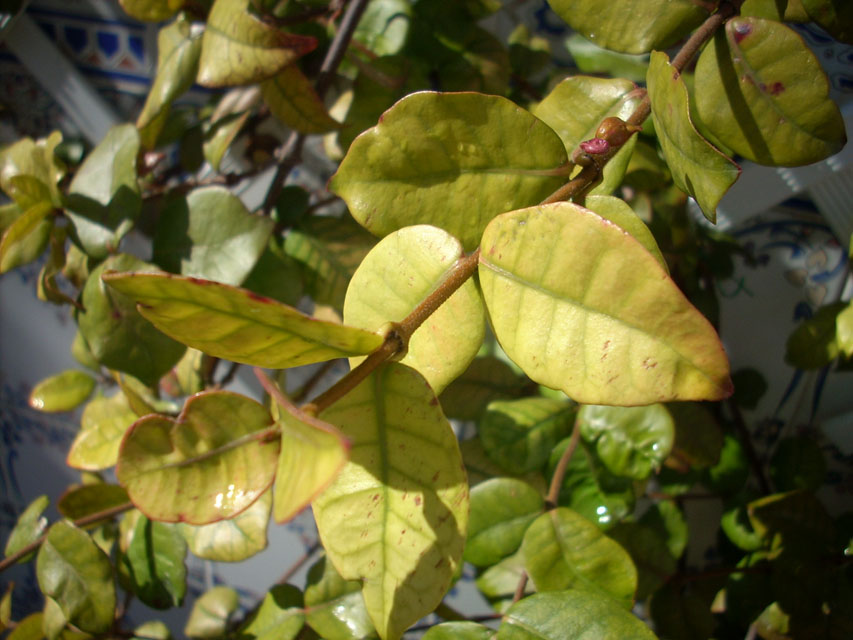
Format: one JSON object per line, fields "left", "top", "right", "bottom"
{"left": 153, "top": 187, "right": 274, "bottom": 286}
{"left": 498, "top": 590, "right": 656, "bottom": 639}
{"left": 67, "top": 392, "right": 139, "bottom": 470}
{"left": 236, "top": 584, "right": 304, "bottom": 640}
{"left": 313, "top": 364, "right": 468, "bottom": 640}
{"left": 578, "top": 404, "right": 674, "bottom": 479}
{"left": 4, "top": 495, "right": 49, "bottom": 560}
{"left": 647, "top": 52, "right": 740, "bottom": 222}
{"left": 0, "top": 131, "right": 64, "bottom": 207}
{"left": 304, "top": 555, "right": 377, "bottom": 640}
{"left": 103, "top": 272, "right": 383, "bottom": 368}
{"left": 262, "top": 65, "right": 340, "bottom": 134}
{"left": 36, "top": 521, "right": 116, "bottom": 634}
{"left": 344, "top": 225, "right": 485, "bottom": 393}
{"left": 521, "top": 507, "right": 637, "bottom": 606}
{"left": 439, "top": 356, "right": 530, "bottom": 421}
{"left": 479, "top": 202, "right": 733, "bottom": 405}
{"left": 695, "top": 17, "right": 846, "bottom": 166}
{"left": 330, "top": 91, "right": 567, "bottom": 251}
{"left": 480, "top": 397, "right": 575, "bottom": 474}
{"left": 179, "top": 490, "right": 270, "bottom": 562}
{"left": 28, "top": 370, "right": 95, "bottom": 413}
{"left": 57, "top": 484, "right": 129, "bottom": 520}
{"left": 354, "top": 0, "right": 412, "bottom": 56}
{"left": 197, "top": 0, "right": 316, "bottom": 87}
{"left": 122, "top": 515, "right": 187, "bottom": 609}
{"left": 185, "top": 586, "right": 239, "bottom": 639}
{"left": 117, "top": 391, "right": 279, "bottom": 524}
{"left": 0, "top": 201, "right": 52, "bottom": 274}
{"left": 584, "top": 195, "right": 667, "bottom": 271}
{"left": 548, "top": 0, "right": 707, "bottom": 54}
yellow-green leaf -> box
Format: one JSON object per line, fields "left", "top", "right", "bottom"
{"left": 262, "top": 65, "right": 340, "bottom": 134}
{"left": 0, "top": 200, "right": 53, "bottom": 274}
{"left": 67, "top": 392, "right": 139, "bottom": 470}
{"left": 0, "top": 131, "right": 65, "bottom": 207}
{"left": 185, "top": 586, "right": 240, "bottom": 639}
{"left": 313, "top": 364, "right": 469, "bottom": 640}
{"left": 330, "top": 91, "right": 568, "bottom": 251}
{"left": 119, "top": 0, "right": 184, "bottom": 22}
{"left": 478, "top": 202, "right": 732, "bottom": 406}
{"left": 236, "top": 584, "right": 304, "bottom": 640}
{"left": 344, "top": 225, "right": 485, "bottom": 394}
{"left": 102, "top": 272, "right": 383, "bottom": 369}
{"left": 29, "top": 370, "right": 96, "bottom": 413}
{"left": 179, "top": 490, "right": 271, "bottom": 562}
{"left": 197, "top": 0, "right": 316, "bottom": 87}
{"left": 584, "top": 195, "right": 667, "bottom": 272}
{"left": 4, "top": 495, "right": 49, "bottom": 562}
{"left": 57, "top": 484, "right": 129, "bottom": 520}
{"left": 116, "top": 391, "right": 279, "bottom": 524}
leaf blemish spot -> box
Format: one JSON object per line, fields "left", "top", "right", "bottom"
{"left": 414, "top": 496, "right": 422, "bottom": 506}
{"left": 733, "top": 22, "right": 751, "bottom": 43}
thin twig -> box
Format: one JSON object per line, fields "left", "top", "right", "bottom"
{"left": 545, "top": 420, "right": 581, "bottom": 509}
{"left": 511, "top": 572, "right": 529, "bottom": 605}
{"left": 291, "top": 359, "right": 339, "bottom": 403}
{"left": 277, "top": 540, "right": 321, "bottom": 585}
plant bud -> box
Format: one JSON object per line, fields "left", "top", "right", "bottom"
{"left": 595, "top": 117, "right": 632, "bottom": 147}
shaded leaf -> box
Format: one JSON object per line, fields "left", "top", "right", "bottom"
{"left": 153, "top": 187, "right": 274, "bottom": 286}
{"left": 464, "top": 478, "right": 543, "bottom": 567}
{"left": 422, "top": 622, "right": 494, "bottom": 639}
{"left": 648, "top": 582, "right": 715, "bottom": 640}
{"left": 666, "top": 402, "right": 723, "bottom": 469}
{"left": 694, "top": 17, "right": 846, "bottom": 166}
{"left": 0, "top": 201, "right": 53, "bottom": 274}
{"left": 103, "top": 272, "right": 383, "bottom": 368}
{"left": 344, "top": 225, "right": 485, "bottom": 393}
{"left": 479, "top": 202, "right": 733, "bottom": 405}
{"left": 721, "top": 490, "right": 765, "bottom": 551}
{"left": 241, "top": 239, "right": 303, "bottom": 307}
{"left": 608, "top": 522, "right": 676, "bottom": 599}
{"left": 313, "top": 364, "right": 468, "bottom": 640}
{"left": 647, "top": 51, "right": 740, "bottom": 222}
{"left": 304, "top": 555, "right": 377, "bottom": 640}
{"left": 122, "top": 515, "right": 187, "bottom": 609}
{"left": 731, "top": 367, "right": 768, "bottom": 410}
{"left": 639, "top": 500, "right": 687, "bottom": 560}
{"left": 459, "top": 438, "right": 547, "bottom": 495}
{"left": 702, "top": 434, "right": 749, "bottom": 495}
{"left": 179, "top": 490, "right": 270, "bottom": 562}
{"left": 204, "top": 110, "right": 250, "bottom": 171}
{"left": 262, "top": 65, "right": 340, "bottom": 134}
{"left": 785, "top": 302, "right": 845, "bottom": 369}
{"left": 802, "top": 0, "right": 853, "bottom": 44}
{"left": 4, "top": 495, "right": 49, "bottom": 561}
{"left": 7, "top": 613, "right": 43, "bottom": 640}
{"left": 565, "top": 34, "right": 648, "bottom": 83}
{"left": 584, "top": 195, "right": 667, "bottom": 272}
{"left": 330, "top": 91, "right": 567, "bottom": 251}
{"left": 185, "top": 586, "right": 239, "bottom": 639}
{"left": 741, "top": 0, "right": 810, "bottom": 21}
{"left": 36, "top": 521, "right": 116, "bottom": 634}
{"left": 354, "top": 0, "right": 412, "bottom": 56}
{"left": 236, "top": 584, "right": 304, "bottom": 640}
{"left": 28, "top": 370, "right": 95, "bottom": 413}
{"left": 0, "top": 583, "right": 11, "bottom": 630}
{"left": 57, "top": 484, "right": 129, "bottom": 520}
{"left": 197, "top": 0, "right": 316, "bottom": 87}
{"left": 67, "top": 392, "right": 139, "bottom": 470}
{"left": 769, "top": 436, "right": 826, "bottom": 492}
{"left": 116, "top": 391, "right": 279, "bottom": 524}
{"left": 748, "top": 491, "right": 835, "bottom": 551}
{"left": 119, "top": 0, "right": 183, "bottom": 22}
{"left": 475, "top": 551, "right": 533, "bottom": 611}
{"left": 439, "top": 356, "right": 530, "bottom": 421}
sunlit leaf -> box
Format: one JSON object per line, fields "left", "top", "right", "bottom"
{"left": 197, "top": 0, "right": 316, "bottom": 87}
{"left": 354, "top": 0, "right": 412, "bottom": 56}
{"left": 802, "top": 0, "right": 853, "bottom": 44}
{"left": 179, "top": 490, "right": 270, "bottom": 562}
{"left": 565, "top": 34, "right": 648, "bottom": 83}
{"left": 498, "top": 590, "right": 656, "bottom": 639}
{"left": 480, "top": 397, "right": 575, "bottom": 475}
{"left": 578, "top": 404, "right": 674, "bottom": 480}
{"left": 153, "top": 187, "right": 274, "bottom": 286}
{"left": 262, "top": 65, "right": 340, "bottom": 134}
{"left": 694, "top": 17, "right": 847, "bottom": 166}
{"left": 103, "top": 272, "right": 383, "bottom": 368}
{"left": 521, "top": 507, "right": 637, "bottom": 606}
{"left": 836, "top": 302, "right": 853, "bottom": 358}
{"left": 117, "top": 391, "right": 279, "bottom": 524}
{"left": 28, "top": 370, "right": 95, "bottom": 414}
{"left": 119, "top": 0, "right": 183, "bottom": 22}
{"left": 133, "top": 621, "right": 172, "bottom": 640}
{"left": 0, "top": 201, "right": 53, "bottom": 274}
{"left": 36, "top": 521, "right": 116, "bottom": 634}
{"left": 479, "top": 202, "right": 733, "bottom": 405}
{"left": 67, "top": 392, "right": 138, "bottom": 470}
{"left": 439, "top": 356, "right": 530, "bottom": 421}
{"left": 313, "top": 364, "right": 468, "bottom": 640}
{"left": 304, "top": 555, "right": 377, "bottom": 640}
{"left": 204, "top": 110, "right": 250, "bottom": 171}
{"left": 344, "top": 225, "right": 485, "bottom": 393}
{"left": 4, "top": 495, "right": 49, "bottom": 561}
{"left": 607, "top": 522, "right": 676, "bottom": 599}
{"left": 422, "top": 622, "right": 494, "bottom": 639}
{"left": 647, "top": 52, "right": 740, "bottom": 222}
{"left": 185, "top": 586, "right": 239, "bottom": 639}
{"left": 785, "top": 302, "right": 845, "bottom": 369}
{"left": 548, "top": 0, "right": 707, "bottom": 54}
{"left": 65, "top": 124, "right": 141, "bottom": 258}
{"left": 57, "top": 484, "right": 129, "bottom": 520}
{"left": 769, "top": 436, "right": 826, "bottom": 492}
{"left": 584, "top": 195, "right": 667, "bottom": 272}
{"left": 122, "top": 515, "right": 187, "bottom": 609}
{"left": 0, "top": 131, "right": 64, "bottom": 207}
{"left": 236, "top": 584, "right": 304, "bottom": 640}
{"left": 330, "top": 91, "right": 568, "bottom": 251}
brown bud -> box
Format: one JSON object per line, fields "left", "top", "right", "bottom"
{"left": 595, "top": 117, "right": 631, "bottom": 147}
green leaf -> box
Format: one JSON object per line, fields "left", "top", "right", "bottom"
{"left": 666, "top": 403, "right": 723, "bottom": 469}
{"left": 116, "top": 391, "right": 279, "bottom": 524}
{"left": 28, "top": 370, "right": 96, "bottom": 413}
{"left": 521, "top": 508, "right": 637, "bottom": 607}
{"left": 133, "top": 621, "right": 172, "bottom": 640}
{"left": 43, "top": 596, "right": 67, "bottom": 640}
{"left": 721, "top": 491, "right": 764, "bottom": 551}
{"left": 741, "top": 0, "right": 810, "bottom": 21}
{"left": 184, "top": 586, "right": 240, "bottom": 639}
{"left": 67, "top": 392, "right": 139, "bottom": 470}
{"left": 0, "top": 201, "right": 53, "bottom": 274}
{"left": 330, "top": 91, "right": 568, "bottom": 251}
{"left": 4, "top": 495, "right": 49, "bottom": 561}
{"left": 102, "top": 272, "right": 383, "bottom": 368}
{"left": 464, "top": 478, "right": 543, "bottom": 567}
{"left": 57, "top": 484, "right": 129, "bottom": 520}
{"left": 731, "top": 367, "right": 768, "bottom": 410}
{"left": 459, "top": 438, "right": 547, "bottom": 495}
{"left": 695, "top": 17, "right": 846, "bottom": 166}
{"left": 836, "top": 302, "right": 853, "bottom": 358}
{"left": 137, "top": 14, "right": 204, "bottom": 148}
{"left": 118, "top": 0, "right": 183, "bottom": 22}
{"left": 498, "top": 590, "right": 657, "bottom": 639}
{"left": 78, "top": 255, "right": 186, "bottom": 386}
{"left": 262, "top": 65, "right": 340, "bottom": 134}
{"left": 802, "top": 0, "right": 853, "bottom": 44}
{"left": 748, "top": 491, "right": 835, "bottom": 551}
{"left": 7, "top": 613, "right": 43, "bottom": 640}
{"left": 480, "top": 398, "right": 575, "bottom": 474}
{"left": 65, "top": 124, "right": 141, "bottom": 258}
{"left": 0, "top": 131, "right": 64, "bottom": 207}
{"left": 241, "top": 239, "right": 303, "bottom": 307}
{"left": 313, "top": 364, "right": 468, "bottom": 640}
{"left": 479, "top": 202, "right": 733, "bottom": 405}
{"left": 122, "top": 515, "right": 187, "bottom": 609}
{"left": 577, "top": 404, "right": 674, "bottom": 480}
{"left": 354, "top": 0, "right": 412, "bottom": 56}
{"left": 179, "top": 490, "right": 271, "bottom": 562}
{"left": 548, "top": 0, "right": 707, "bottom": 54}
{"left": 785, "top": 302, "right": 845, "bottom": 369}
{"left": 607, "top": 522, "right": 676, "bottom": 600}
{"left": 0, "top": 583, "right": 11, "bottom": 630}
{"left": 344, "top": 225, "right": 485, "bottom": 394}
{"left": 702, "top": 434, "right": 749, "bottom": 495}
{"left": 236, "top": 584, "right": 304, "bottom": 640}
{"left": 422, "top": 622, "right": 495, "bottom": 639}
{"left": 6, "top": 174, "right": 54, "bottom": 210}
{"left": 304, "top": 554, "right": 377, "bottom": 640}
{"left": 36, "top": 521, "right": 116, "bottom": 634}
{"left": 647, "top": 51, "right": 740, "bottom": 222}
{"left": 203, "top": 110, "right": 250, "bottom": 172}
{"left": 583, "top": 195, "right": 667, "bottom": 272}
{"left": 153, "top": 187, "right": 274, "bottom": 286}
{"left": 197, "top": 0, "right": 316, "bottom": 87}
{"left": 769, "top": 436, "right": 826, "bottom": 492}
{"left": 439, "top": 356, "right": 530, "bottom": 421}
{"left": 639, "top": 500, "right": 687, "bottom": 560}
{"left": 564, "top": 34, "right": 648, "bottom": 83}
{"left": 284, "top": 213, "right": 376, "bottom": 310}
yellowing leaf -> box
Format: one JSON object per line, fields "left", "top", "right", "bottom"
{"left": 29, "top": 370, "right": 96, "bottom": 413}
{"left": 67, "top": 393, "right": 139, "bottom": 471}
{"left": 0, "top": 201, "right": 53, "bottom": 274}
{"left": 179, "top": 491, "right": 271, "bottom": 562}
{"left": 313, "top": 364, "right": 468, "bottom": 640}
{"left": 262, "top": 65, "right": 340, "bottom": 134}
{"left": 478, "top": 202, "right": 732, "bottom": 406}
{"left": 119, "top": 0, "right": 184, "bottom": 22}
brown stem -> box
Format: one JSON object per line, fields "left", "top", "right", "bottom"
{"left": 512, "top": 572, "right": 529, "bottom": 604}
{"left": 545, "top": 420, "right": 581, "bottom": 509}
{"left": 277, "top": 540, "right": 321, "bottom": 584}
{"left": 291, "top": 359, "right": 339, "bottom": 403}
